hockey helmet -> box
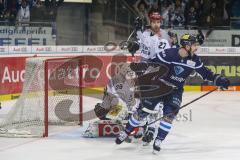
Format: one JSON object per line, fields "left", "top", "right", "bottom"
{"left": 180, "top": 34, "right": 198, "bottom": 47}
{"left": 149, "top": 12, "right": 162, "bottom": 21}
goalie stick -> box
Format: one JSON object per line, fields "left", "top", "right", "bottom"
{"left": 147, "top": 87, "right": 219, "bottom": 126}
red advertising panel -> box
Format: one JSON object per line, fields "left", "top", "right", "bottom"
{"left": 0, "top": 55, "right": 136, "bottom": 96}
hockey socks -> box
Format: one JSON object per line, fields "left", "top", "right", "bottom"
{"left": 157, "top": 120, "right": 172, "bottom": 140}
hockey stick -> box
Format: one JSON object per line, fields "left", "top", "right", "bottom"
{"left": 147, "top": 87, "right": 218, "bottom": 126}
{"left": 119, "top": 29, "right": 137, "bottom": 50}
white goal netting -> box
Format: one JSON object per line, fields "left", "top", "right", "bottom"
{"left": 0, "top": 57, "right": 82, "bottom": 137}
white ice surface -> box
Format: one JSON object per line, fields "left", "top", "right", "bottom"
{"left": 0, "top": 92, "right": 240, "bottom": 160}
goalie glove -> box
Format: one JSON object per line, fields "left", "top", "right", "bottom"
{"left": 94, "top": 103, "right": 110, "bottom": 120}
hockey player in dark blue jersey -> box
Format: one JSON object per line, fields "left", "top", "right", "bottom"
{"left": 115, "top": 33, "right": 230, "bottom": 153}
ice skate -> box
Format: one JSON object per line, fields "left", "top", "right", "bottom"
{"left": 115, "top": 131, "right": 128, "bottom": 144}
{"left": 152, "top": 138, "right": 162, "bottom": 154}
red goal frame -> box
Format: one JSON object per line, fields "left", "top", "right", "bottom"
{"left": 44, "top": 57, "right": 83, "bottom": 137}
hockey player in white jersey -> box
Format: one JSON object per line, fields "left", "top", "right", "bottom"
{"left": 93, "top": 12, "right": 172, "bottom": 121}
{"left": 128, "top": 12, "right": 171, "bottom": 61}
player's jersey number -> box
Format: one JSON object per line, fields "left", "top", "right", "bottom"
{"left": 158, "top": 42, "right": 167, "bottom": 49}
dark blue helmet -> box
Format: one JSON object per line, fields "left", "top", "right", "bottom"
{"left": 180, "top": 34, "right": 198, "bottom": 47}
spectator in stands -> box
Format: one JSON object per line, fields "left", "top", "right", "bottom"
{"left": 30, "top": 0, "right": 44, "bottom": 21}
{"left": 17, "top": 0, "right": 30, "bottom": 24}
{"left": 222, "top": 0, "right": 231, "bottom": 25}
{"left": 6, "top": 0, "right": 18, "bottom": 24}
{"left": 160, "top": 0, "right": 173, "bottom": 28}
{"left": 44, "top": 0, "right": 63, "bottom": 22}
{"left": 148, "top": 0, "right": 161, "bottom": 15}
{"left": 133, "top": 0, "right": 150, "bottom": 25}
{"left": 185, "top": 6, "right": 198, "bottom": 28}
{"left": 0, "top": 0, "right": 5, "bottom": 21}
{"left": 17, "top": 0, "right": 22, "bottom": 8}
{"left": 206, "top": 1, "right": 221, "bottom": 27}
{"left": 174, "top": 0, "right": 185, "bottom": 14}
{"left": 171, "top": 0, "right": 185, "bottom": 27}
{"left": 172, "top": 10, "right": 184, "bottom": 27}
{"left": 32, "top": 0, "right": 42, "bottom": 8}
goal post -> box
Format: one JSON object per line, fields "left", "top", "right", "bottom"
{"left": 0, "top": 56, "right": 83, "bottom": 138}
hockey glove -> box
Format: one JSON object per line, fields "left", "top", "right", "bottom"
{"left": 134, "top": 17, "right": 143, "bottom": 31}
{"left": 127, "top": 41, "right": 139, "bottom": 56}
{"left": 94, "top": 103, "right": 110, "bottom": 120}
{"left": 214, "top": 75, "right": 230, "bottom": 90}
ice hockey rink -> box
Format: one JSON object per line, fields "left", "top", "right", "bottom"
{"left": 0, "top": 91, "right": 240, "bottom": 160}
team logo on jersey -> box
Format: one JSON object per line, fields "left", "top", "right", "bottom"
{"left": 174, "top": 66, "right": 184, "bottom": 75}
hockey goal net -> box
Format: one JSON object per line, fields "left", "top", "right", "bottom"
{"left": 0, "top": 57, "right": 83, "bottom": 137}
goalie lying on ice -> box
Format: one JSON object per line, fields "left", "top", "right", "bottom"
{"left": 94, "top": 63, "right": 137, "bottom": 121}
{"left": 83, "top": 63, "right": 141, "bottom": 138}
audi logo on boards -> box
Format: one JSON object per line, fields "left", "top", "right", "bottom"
{"left": 106, "top": 62, "right": 127, "bottom": 79}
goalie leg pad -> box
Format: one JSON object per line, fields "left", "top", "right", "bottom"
{"left": 83, "top": 120, "right": 125, "bottom": 138}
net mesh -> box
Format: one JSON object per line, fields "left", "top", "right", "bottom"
{"left": 0, "top": 57, "right": 82, "bottom": 137}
